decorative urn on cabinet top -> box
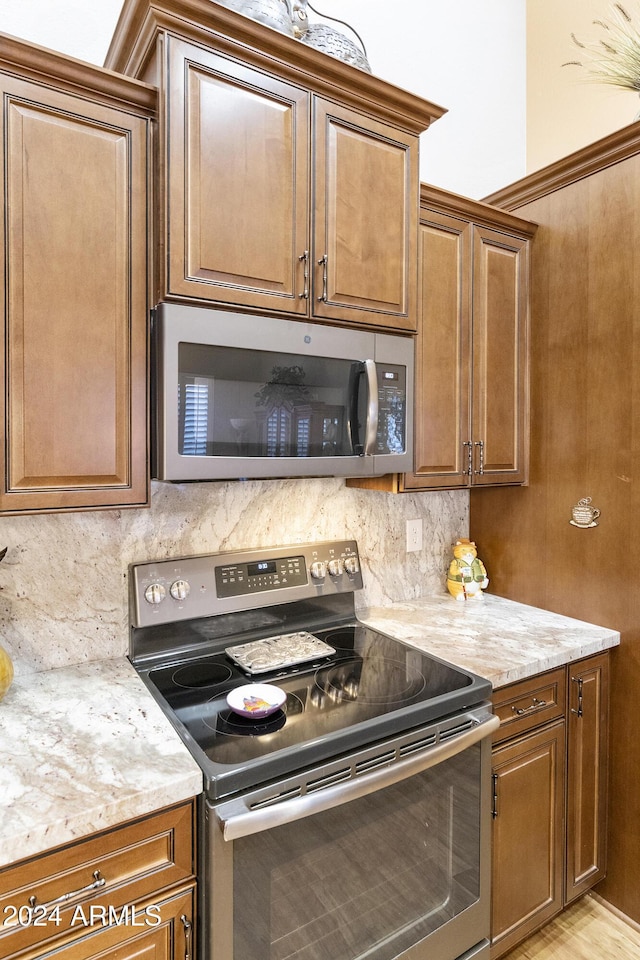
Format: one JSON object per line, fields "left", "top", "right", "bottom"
{"left": 299, "top": 2, "right": 371, "bottom": 73}
{"left": 214, "top": 0, "right": 372, "bottom": 71}
{"left": 213, "top": 0, "right": 301, "bottom": 36}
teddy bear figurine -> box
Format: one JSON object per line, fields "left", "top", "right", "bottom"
{"left": 447, "top": 539, "right": 489, "bottom": 601}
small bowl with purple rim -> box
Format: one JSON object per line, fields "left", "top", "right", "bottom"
{"left": 226, "top": 683, "right": 286, "bottom": 719}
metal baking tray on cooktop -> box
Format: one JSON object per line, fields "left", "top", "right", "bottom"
{"left": 225, "top": 631, "right": 336, "bottom": 675}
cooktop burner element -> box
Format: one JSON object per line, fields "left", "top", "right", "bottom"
{"left": 172, "top": 660, "right": 233, "bottom": 689}
{"left": 129, "top": 540, "right": 492, "bottom": 799}
{"left": 318, "top": 656, "right": 425, "bottom": 705}
{"left": 215, "top": 705, "right": 289, "bottom": 736}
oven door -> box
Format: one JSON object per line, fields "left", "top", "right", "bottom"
{"left": 203, "top": 709, "right": 498, "bottom": 960}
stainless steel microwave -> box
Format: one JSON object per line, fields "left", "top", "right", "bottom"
{"left": 152, "top": 303, "right": 414, "bottom": 481}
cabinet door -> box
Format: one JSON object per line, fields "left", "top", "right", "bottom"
{"left": 0, "top": 76, "right": 148, "bottom": 513}
{"left": 312, "top": 99, "right": 418, "bottom": 331}
{"left": 565, "top": 653, "right": 610, "bottom": 903}
{"left": 471, "top": 226, "right": 529, "bottom": 485}
{"left": 491, "top": 721, "right": 565, "bottom": 959}
{"left": 166, "top": 37, "right": 309, "bottom": 313}
{"left": 403, "top": 211, "right": 471, "bottom": 490}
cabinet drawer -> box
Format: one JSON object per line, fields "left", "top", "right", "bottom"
{"left": 493, "top": 668, "right": 566, "bottom": 744}
{"left": 3, "top": 885, "right": 195, "bottom": 960}
{"left": 0, "top": 801, "right": 194, "bottom": 954}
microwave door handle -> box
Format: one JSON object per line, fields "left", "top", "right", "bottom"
{"left": 347, "top": 362, "right": 364, "bottom": 455}
{"left": 347, "top": 360, "right": 379, "bottom": 456}
{"left": 215, "top": 713, "right": 499, "bottom": 841}
{"left": 362, "top": 359, "right": 379, "bottom": 456}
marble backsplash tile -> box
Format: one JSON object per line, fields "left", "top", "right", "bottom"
{"left": 0, "top": 479, "right": 468, "bottom": 674}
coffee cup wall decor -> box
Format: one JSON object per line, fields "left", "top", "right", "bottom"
{"left": 570, "top": 497, "right": 601, "bottom": 528}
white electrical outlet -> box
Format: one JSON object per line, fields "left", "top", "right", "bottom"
{"left": 406, "top": 518, "right": 423, "bottom": 553}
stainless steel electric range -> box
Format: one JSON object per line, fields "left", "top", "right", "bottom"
{"left": 129, "top": 540, "right": 498, "bottom": 960}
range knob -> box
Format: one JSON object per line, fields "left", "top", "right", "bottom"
{"left": 310, "top": 560, "right": 327, "bottom": 580}
{"left": 327, "top": 558, "right": 344, "bottom": 577}
{"left": 144, "top": 582, "right": 166, "bottom": 605}
{"left": 170, "top": 579, "right": 190, "bottom": 601}
{"left": 344, "top": 556, "right": 360, "bottom": 575}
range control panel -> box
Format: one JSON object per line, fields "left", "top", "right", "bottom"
{"left": 130, "top": 540, "right": 362, "bottom": 628}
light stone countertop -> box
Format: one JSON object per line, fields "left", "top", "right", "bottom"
{"left": 0, "top": 593, "right": 619, "bottom": 873}
{"left": 360, "top": 593, "right": 620, "bottom": 688}
{"left": 0, "top": 657, "right": 202, "bottom": 871}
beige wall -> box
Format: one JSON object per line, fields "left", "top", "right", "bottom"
{"left": 527, "top": 0, "right": 638, "bottom": 173}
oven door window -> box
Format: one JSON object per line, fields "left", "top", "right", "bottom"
{"left": 230, "top": 745, "right": 481, "bottom": 960}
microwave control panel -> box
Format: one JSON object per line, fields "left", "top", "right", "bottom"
{"left": 376, "top": 364, "right": 407, "bottom": 455}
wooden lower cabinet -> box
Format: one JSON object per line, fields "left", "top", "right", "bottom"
{"left": 491, "top": 721, "right": 566, "bottom": 957}
{"left": 490, "top": 654, "right": 610, "bottom": 958}
{"left": 0, "top": 801, "right": 196, "bottom": 960}
{"left": 566, "top": 654, "right": 610, "bottom": 903}
{"left": 11, "top": 887, "right": 195, "bottom": 960}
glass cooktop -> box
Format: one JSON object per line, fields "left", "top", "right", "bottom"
{"left": 142, "top": 621, "right": 490, "bottom": 799}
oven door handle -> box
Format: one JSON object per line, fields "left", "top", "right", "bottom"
{"left": 215, "top": 713, "right": 499, "bottom": 841}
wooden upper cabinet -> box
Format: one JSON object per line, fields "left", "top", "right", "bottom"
{"left": 164, "top": 37, "right": 417, "bottom": 329}
{"left": 167, "top": 38, "right": 310, "bottom": 314}
{"left": 0, "top": 39, "right": 154, "bottom": 513}
{"left": 403, "top": 211, "right": 471, "bottom": 490}
{"left": 165, "top": 37, "right": 418, "bottom": 329}
{"left": 471, "top": 226, "right": 529, "bottom": 485}
{"left": 104, "top": 0, "right": 444, "bottom": 332}
{"left": 404, "top": 189, "right": 536, "bottom": 491}
{"left": 312, "top": 100, "right": 418, "bottom": 327}
{"left": 347, "top": 191, "right": 535, "bottom": 494}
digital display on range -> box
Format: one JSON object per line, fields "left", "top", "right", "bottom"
{"left": 247, "top": 560, "right": 277, "bottom": 577}
{"left": 215, "top": 555, "right": 307, "bottom": 597}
